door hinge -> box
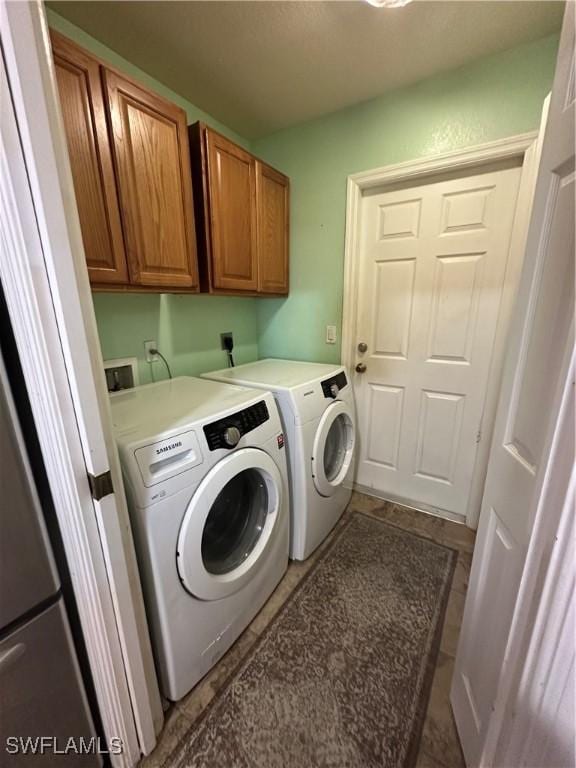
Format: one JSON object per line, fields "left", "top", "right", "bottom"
{"left": 476, "top": 429, "right": 482, "bottom": 444}
{"left": 88, "top": 470, "right": 114, "bottom": 501}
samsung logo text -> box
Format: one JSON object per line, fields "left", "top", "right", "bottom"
{"left": 156, "top": 440, "right": 182, "bottom": 455}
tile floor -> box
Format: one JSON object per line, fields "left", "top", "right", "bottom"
{"left": 141, "top": 492, "right": 475, "bottom": 768}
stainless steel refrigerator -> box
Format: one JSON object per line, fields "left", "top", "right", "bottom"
{"left": 0, "top": 350, "right": 101, "bottom": 766}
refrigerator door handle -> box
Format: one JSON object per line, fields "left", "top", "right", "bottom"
{"left": 0, "top": 642, "right": 26, "bottom": 673}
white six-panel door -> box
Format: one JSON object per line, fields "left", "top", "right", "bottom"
{"left": 451, "top": 3, "right": 574, "bottom": 764}
{"left": 354, "top": 164, "right": 522, "bottom": 518}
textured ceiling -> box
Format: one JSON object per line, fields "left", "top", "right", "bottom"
{"left": 48, "top": 1, "right": 564, "bottom": 138}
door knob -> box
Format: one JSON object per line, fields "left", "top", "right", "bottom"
{"left": 355, "top": 363, "right": 367, "bottom": 374}
{"left": 357, "top": 342, "right": 368, "bottom": 353}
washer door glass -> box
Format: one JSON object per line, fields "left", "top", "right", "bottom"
{"left": 177, "top": 447, "right": 283, "bottom": 601}
{"left": 202, "top": 469, "right": 268, "bottom": 575}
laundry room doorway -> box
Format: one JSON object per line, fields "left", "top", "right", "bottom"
{"left": 342, "top": 128, "right": 546, "bottom": 527}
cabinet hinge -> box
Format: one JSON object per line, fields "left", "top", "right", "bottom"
{"left": 88, "top": 470, "right": 114, "bottom": 501}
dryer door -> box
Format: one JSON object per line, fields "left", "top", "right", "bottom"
{"left": 177, "top": 448, "right": 282, "bottom": 600}
{"left": 312, "top": 401, "right": 355, "bottom": 498}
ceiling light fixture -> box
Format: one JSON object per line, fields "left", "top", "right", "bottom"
{"left": 365, "top": 0, "right": 413, "bottom": 7}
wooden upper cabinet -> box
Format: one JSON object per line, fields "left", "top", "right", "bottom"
{"left": 256, "top": 162, "right": 289, "bottom": 295}
{"left": 104, "top": 70, "right": 198, "bottom": 289}
{"left": 206, "top": 130, "right": 258, "bottom": 292}
{"left": 51, "top": 32, "right": 128, "bottom": 285}
{"left": 189, "top": 123, "right": 290, "bottom": 296}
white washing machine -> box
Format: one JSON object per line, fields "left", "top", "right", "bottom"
{"left": 202, "top": 360, "right": 356, "bottom": 561}
{"left": 110, "top": 377, "right": 289, "bottom": 701}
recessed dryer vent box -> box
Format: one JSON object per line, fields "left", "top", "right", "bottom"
{"left": 104, "top": 357, "right": 139, "bottom": 393}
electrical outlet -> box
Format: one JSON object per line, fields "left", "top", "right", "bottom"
{"left": 144, "top": 340, "right": 159, "bottom": 363}
{"left": 326, "top": 325, "right": 337, "bottom": 345}
{"left": 220, "top": 332, "right": 233, "bottom": 350}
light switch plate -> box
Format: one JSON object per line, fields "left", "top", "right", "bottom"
{"left": 326, "top": 325, "right": 337, "bottom": 344}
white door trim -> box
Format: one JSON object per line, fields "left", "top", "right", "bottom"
{"left": 342, "top": 131, "right": 540, "bottom": 528}
{"left": 1, "top": 1, "right": 161, "bottom": 764}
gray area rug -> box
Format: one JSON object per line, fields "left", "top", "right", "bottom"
{"left": 167, "top": 512, "right": 457, "bottom": 768}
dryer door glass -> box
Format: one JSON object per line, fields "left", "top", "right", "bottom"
{"left": 201, "top": 468, "right": 268, "bottom": 575}
{"left": 312, "top": 401, "right": 355, "bottom": 498}
{"left": 324, "top": 414, "right": 349, "bottom": 482}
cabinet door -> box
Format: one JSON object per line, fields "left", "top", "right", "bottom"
{"left": 206, "top": 129, "right": 258, "bottom": 292}
{"left": 51, "top": 33, "right": 128, "bottom": 285}
{"left": 257, "top": 162, "right": 289, "bottom": 294}
{"left": 104, "top": 70, "right": 199, "bottom": 289}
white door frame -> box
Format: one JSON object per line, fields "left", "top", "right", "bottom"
{"left": 1, "top": 1, "right": 162, "bottom": 764}
{"left": 342, "top": 130, "right": 541, "bottom": 528}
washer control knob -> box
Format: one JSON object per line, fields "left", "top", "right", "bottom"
{"left": 223, "top": 426, "right": 241, "bottom": 448}
{"left": 330, "top": 383, "right": 339, "bottom": 398}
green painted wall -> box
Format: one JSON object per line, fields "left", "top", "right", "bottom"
{"left": 49, "top": 9, "right": 559, "bottom": 374}
{"left": 48, "top": 10, "right": 258, "bottom": 383}
{"left": 252, "top": 33, "right": 559, "bottom": 364}
{"left": 92, "top": 294, "right": 258, "bottom": 384}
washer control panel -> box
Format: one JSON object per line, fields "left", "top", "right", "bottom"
{"left": 203, "top": 400, "right": 269, "bottom": 451}
{"left": 321, "top": 371, "right": 348, "bottom": 399}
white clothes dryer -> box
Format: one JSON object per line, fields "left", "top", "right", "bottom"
{"left": 110, "top": 377, "right": 289, "bottom": 701}
{"left": 202, "top": 360, "right": 356, "bottom": 560}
